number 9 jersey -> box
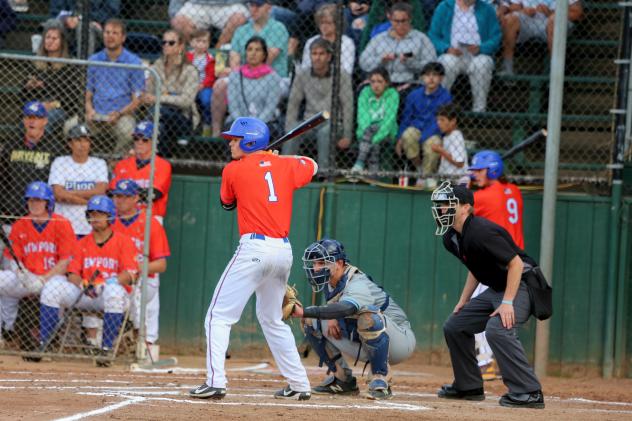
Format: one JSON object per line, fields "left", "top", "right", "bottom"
{"left": 473, "top": 181, "right": 524, "bottom": 249}
{"left": 220, "top": 152, "right": 317, "bottom": 238}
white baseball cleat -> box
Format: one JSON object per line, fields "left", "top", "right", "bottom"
{"left": 274, "top": 385, "right": 311, "bottom": 400}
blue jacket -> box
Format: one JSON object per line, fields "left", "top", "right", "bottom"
{"left": 428, "top": 0, "right": 501, "bottom": 56}
{"left": 398, "top": 85, "right": 452, "bottom": 141}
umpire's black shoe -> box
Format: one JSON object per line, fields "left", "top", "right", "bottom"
{"left": 274, "top": 385, "right": 311, "bottom": 400}
{"left": 438, "top": 384, "right": 485, "bottom": 401}
{"left": 499, "top": 390, "right": 545, "bottom": 409}
{"left": 189, "top": 383, "right": 227, "bottom": 399}
{"left": 312, "top": 375, "right": 360, "bottom": 395}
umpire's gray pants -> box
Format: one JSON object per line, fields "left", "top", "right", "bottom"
{"left": 443, "top": 282, "right": 541, "bottom": 394}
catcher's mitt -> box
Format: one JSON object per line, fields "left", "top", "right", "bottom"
{"left": 282, "top": 284, "right": 302, "bottom": 320}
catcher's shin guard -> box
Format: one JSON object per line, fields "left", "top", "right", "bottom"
{"left": 304, "top": 321, "right": 340, "bottom": 373}
{"left": 357, "top": 308, "right": 389, "bottom": 376}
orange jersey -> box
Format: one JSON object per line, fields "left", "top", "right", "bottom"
{"left": 474, "top": 182, "right": 524, "bottom": 249}
{"left": 110, "top": 156, "right": 172, "bottom": 217}
{"left": 5, "top": 213, "right": 76, "bottom": 275}
{"left": 68, "top": 231, "right": 139, "bottom": 287}
{"left": 112, "top": 211, "right": 170, "bottom": 278}
{"left": 220, "top": 152, "right": 315, "bottom": 237}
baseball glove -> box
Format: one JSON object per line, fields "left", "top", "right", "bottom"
{"left": 282, "top": 284, "right": 302, "bottom": 320}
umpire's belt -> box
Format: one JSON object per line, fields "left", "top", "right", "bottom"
{"left": 244, "top": 233, "right": 290, "bottom": 243}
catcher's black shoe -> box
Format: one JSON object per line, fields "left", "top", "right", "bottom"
{"left": 438, "top": 384, "right": 485, "bottom": 401}
{"left": 499, "top": 390, "right": 545, "bottom": 409}
{"left": 274, "top": 385, "right": 311, "bottom": 400}
{"left": 366, "top": 378, "right": 393, "bottom": 400}
{"left": 312, "top": 375, "right": 359, "bottom": 395}
{"left": 189, "top": 383, "right": 227, "bottom": 399}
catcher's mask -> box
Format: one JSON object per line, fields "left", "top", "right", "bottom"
{"left": 431, "top": 181, "right": 475, "bottom": 235}
{"left": 302, "top": 239, "right": 346, "bottom": 292}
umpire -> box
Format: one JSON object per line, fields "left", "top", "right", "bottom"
{"left": 430, "top": 181, "right": 544, "bottom": 409}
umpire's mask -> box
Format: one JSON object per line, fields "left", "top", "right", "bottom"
{"left": 431, "top": 181, "right": 459, "bottom": 235}
{"left": 302, "top": 240, "right": 345, "bottom": 292}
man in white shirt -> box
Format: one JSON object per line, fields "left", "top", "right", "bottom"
{"left": 48, "top": 124, "right": 108, "bottom": 237}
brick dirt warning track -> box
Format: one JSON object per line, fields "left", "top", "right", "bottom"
{"left": 0, "top": 353, "right": 631, "bottom": 420}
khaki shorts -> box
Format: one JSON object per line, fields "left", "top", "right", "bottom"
{"left": 400, "top": 127, "right": 422, "bottom": 160}
{"left": 177, "top": 2, "right": 249, "bottom": 30}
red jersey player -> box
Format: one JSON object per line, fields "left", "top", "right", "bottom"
{"left": 39, "top": 195, "right": 138, "bottom": 365}
{"left": 468, "top": 150, "right": 524, "bottom": 380}
{"left": 110, "top": 121, "right": 172, "bottom": 221}
{"left": 0, "top": 181, "right": 75, "bottom": 344}
{"left": 190, "top": 117, "right": 316, "bottom": 401}
{"left": 111, "top": 179, "right": 170, "bottom": 345}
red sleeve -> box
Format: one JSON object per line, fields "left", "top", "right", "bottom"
{"left": 110, "top": 161, "right": 123, "bottom": 189}
{"left": 118, "top": 234, "right": 140, "bottom": 277}
{"left": 5, "top": 220, "right": 24, "bottom": 261}
{"left": 56, "top": 217, "right": 77, "bottom": 261}
{"left": 220, "top": 163, "right": 236, "bottom": 205}
{"left": 291, "top": 156, "right": 315, "bottom": 188}
{"left": 202, "top": 53, "right": 216, "bottom": 88}
{"left": 149, "top": 218, "right": 170, "bottom": 261}
{"left": 154, "top": 159, "right": 172, "bottom": 196}
{"left": 67, "top": 240, "right": 84, "bottom": 277}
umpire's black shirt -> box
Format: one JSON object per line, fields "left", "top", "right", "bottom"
{"left": 442, "top": 214, "right": 537, "bottom": 292}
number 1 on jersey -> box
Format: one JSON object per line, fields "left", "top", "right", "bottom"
{"left": 264, "top": 171, "right": 278, "bottom": 202}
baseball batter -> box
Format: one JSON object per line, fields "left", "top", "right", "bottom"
{"left": 0, "top": 182, "right": 75, "bottom": 340}
{"left": 290, "top": 239, "right": 416, "bottom": 400}
{"left": 469, "top": 150, "right": 525, "bottom": 378}
{"left": 39, "top": 195, "right": 138, "bottom": 362}
{"left": 111, "top": 179, "right": 170, "bottom": 344}
{"left": 189, "top": 117, "right": 316, "bottom": 400}
{"left": 110, "top": 121, "right": 172, "bottom": 221}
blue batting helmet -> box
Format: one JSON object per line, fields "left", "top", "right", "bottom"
{"left": 133, "top": 121, "right": 154, "bottom": 140}
{"left": 24, "top": 181, "right": 55, "bottom": 214}
{"left": 469, "top": 150, "right": 504, "bottom": 180}
{"left": 221, "top": 117, "right": 270, "bottom": 153}
{"left": 302, "top": 239, "right": 347, "bottom": 292}
{"left": 86, "top": 195, "right": 116, "bottom": 223}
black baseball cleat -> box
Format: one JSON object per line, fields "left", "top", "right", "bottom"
{"left": 274, "top": 385, "right": 311, "bottom": 400}
{"left": 437, "top": 384, "right": 485, "bottom": 401}
{"left": 366, "top": 378, "right": 393, "bottom": 400}
{"left": 499, "top": 390, "right": 545, "bottom": 409}
{"left": 312, "top": 375, "right": 360, "bottom": 395}
{"left": 189, "top": 383, "right": 227, "bottom": 399}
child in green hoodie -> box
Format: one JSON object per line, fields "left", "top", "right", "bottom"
{"left": 352, "top": 67, "right": 399, "bottom": 173}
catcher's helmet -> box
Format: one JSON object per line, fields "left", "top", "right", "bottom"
{"left": 430, "top": 181, "right": 474, "bottom": 236}
{"left": 86, "top": 195, "right": 116, "bottom": 223}
{"left": 302, "top": 239, "right": 347, "bottom": 292}
{"left": 221, "top": 117, "right": 270, "bottom": 153}
{"left": 469, "top": 150, "right": 503, "bottom": 180}
{"left": 24, "top": 181, "right": 55, "bottom": 214}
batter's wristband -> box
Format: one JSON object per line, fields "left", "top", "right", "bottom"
{"left": 501, "top": 299, "right": 513, "bottom": 306}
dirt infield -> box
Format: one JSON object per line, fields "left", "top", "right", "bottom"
{"left": 0, "top": 352, "right": 631, "bottom": 420}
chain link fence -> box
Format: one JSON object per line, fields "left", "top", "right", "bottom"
{"left": 2, "top": 0, "right": 621, "bottom": 186}
{"left": 0, "top": 50, "right": 163, "bottom": 366}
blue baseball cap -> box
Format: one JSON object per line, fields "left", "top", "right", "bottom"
{"left": 111, "top": 179, "right": 140, "bottom": 196}
{"left": 247, "top": 0, "right": 271, "bottom": 5}
{"left": 132, "top": 121, "right": 154, "bottom": 139}
{"left": 23, "top": 101, "right": 48, "bottom": 118}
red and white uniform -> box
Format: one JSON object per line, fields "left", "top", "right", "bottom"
{"left": 110, "top": 157, "right": 172, "bottom": 219}
{"left": 41, "top": 231, "right": 139, "bottom": 314}
{"left": 0, "top": 214, "right": 75, "bottom": 331}
{"left": 474, "top": 181, "right": 524, "bottom": 249}
{"left": 205, "top": 152, "right": 316, "bottom": 390}
{"left": 112, "top": 211, "right": 170, "bottom": 342}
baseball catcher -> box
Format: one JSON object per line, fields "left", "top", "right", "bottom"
{"left": 288, "top": 239, "right": 416, "bottom": 400}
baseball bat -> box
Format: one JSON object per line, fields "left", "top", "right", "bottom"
{"left": 501, "top": 129, "right": 547, "bottom": 160}
{"left": 0, "top": 228, "right": 24, "bottom": 271}
{"left": 266, "top": 111, "right": 330, "bottom": 151}
{"left": 41, "top": 269, "right": 102, "bottom": 352}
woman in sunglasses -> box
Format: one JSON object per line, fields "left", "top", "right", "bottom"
{"left": 142, "top": 28, "right": 198, "bottom": 157}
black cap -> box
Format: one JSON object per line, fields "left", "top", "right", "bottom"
{"left": 453, "top": 185, "right": 474, "bottom": 206}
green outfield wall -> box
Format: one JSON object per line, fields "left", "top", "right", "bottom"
{"left": 159, "top": 176, "right": 631, "bottom": 377}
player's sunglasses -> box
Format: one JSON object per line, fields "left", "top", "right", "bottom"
{"left": 133, "top": 136, "right": 151, "bottom": 143}
{"left": 162, "top": 40, "right": 177, "bottom": 46}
